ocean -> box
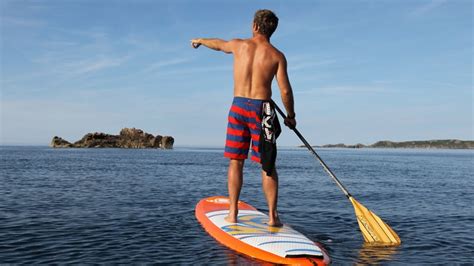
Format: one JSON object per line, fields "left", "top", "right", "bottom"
{"left": 1, "top": 146, "right": 473, "bottom": 264}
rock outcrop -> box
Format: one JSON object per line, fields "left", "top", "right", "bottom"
{"left": 50, "top": 136, "right": 73, "bottom": 148}
{"left": 369, "top": 139, "right": 474, "bottom": 149}
{"left": 307, "top": 139, "right": 474, "bottom": 149}
{"left": 50, "top": 128, "right": 174, "bottom": 149}
{"left": 73, "top": 132, "right": 120, "bottom": 148}
{"left": 118, "top": 128, "right": 157, "bottom": 148}
{"left": 161, "top": 136, "right": 174, "bottom": 149}
{"left": 320, "top": 143, "right": 367, "bottom": 148}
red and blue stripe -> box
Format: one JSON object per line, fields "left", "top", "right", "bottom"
{"left": 224, "top": 97, "right": 263, "bottom": 163}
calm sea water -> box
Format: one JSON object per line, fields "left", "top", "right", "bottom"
{"left": 1, "top": 146, "right": 473, "bottom": 264}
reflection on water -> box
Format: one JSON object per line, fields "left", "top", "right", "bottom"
{"left": 356, "top": 243, "right": 399, "bottom": 265}
{"left": 225, "top": 250, "right": 266, "bottom": 265}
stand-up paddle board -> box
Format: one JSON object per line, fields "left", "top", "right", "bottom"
{"left": 195, "top": 196, "right": 330, "bottom": 265}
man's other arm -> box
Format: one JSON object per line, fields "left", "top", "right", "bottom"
{"left": 275, "top": 54, "right": 296, "bottom": 128}
{"left": 191, "top": 38, "right": 239, "bottom": 54}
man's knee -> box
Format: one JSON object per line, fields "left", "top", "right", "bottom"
{"left": 263, "top": 168, "right": 278, "bottom": 180}
{"left": 229, "top": 159, "right": 245, "bottom": 168}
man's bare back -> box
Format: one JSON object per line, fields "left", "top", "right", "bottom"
{"left": 231, "top": 36, "right": 281, "bottom": 100}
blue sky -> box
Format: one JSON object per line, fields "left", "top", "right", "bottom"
{"left": 1, "top": 0, "right": 472, "bottom": 146}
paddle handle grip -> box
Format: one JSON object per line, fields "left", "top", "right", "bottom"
{"left": 271, "top": 100, "right": 352, "bottom": 198}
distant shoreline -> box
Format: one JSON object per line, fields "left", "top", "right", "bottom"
{"left": 300, "top": 139, "right": 474, "bottom": 149}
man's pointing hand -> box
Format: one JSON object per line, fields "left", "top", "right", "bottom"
{"left": 191, "top": 39, "right": 201, "bottom": 49}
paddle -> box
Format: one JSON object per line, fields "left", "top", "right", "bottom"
{"left": 271, "top": 100, "right": 401, "bottom": 246}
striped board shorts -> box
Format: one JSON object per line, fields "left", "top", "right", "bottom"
{"left": 224, "top": 97, "right": 263, "bottom": 163}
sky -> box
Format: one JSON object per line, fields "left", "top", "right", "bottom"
{"left": 1, "top": 0, "right": 472, "bottom": 146}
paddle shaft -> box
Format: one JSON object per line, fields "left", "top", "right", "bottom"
{"left": 271, "top": 100, "right": 352, "bottom": 198}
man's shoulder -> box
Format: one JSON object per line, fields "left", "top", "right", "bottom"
{"left": 228, "top": 38, "right": 249, "bottom": 50}
{"left": 229, "top": 38, "right": 248, "bottom": 44}
{"left": 270, "top": 45, "right": 286, "bottom": 61}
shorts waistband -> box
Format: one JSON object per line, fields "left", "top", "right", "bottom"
{"left": 232, "top": 96, "right": 265, "bottom": 104}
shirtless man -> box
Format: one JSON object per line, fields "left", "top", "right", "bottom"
{"left": 191, "top": 9, "right": 296, "bottom": 227}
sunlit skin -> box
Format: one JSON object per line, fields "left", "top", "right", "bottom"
{"left": 191, "top": 22, "right": 296, "bottom": 227}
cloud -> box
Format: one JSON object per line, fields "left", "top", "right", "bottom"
{"left": 289, "top": 59, "right": 337, "bottom": 72}
{"left": 296, "top": 85, "right": 397, "bottom": 96}
{"left": 285, "top": 54, "right": 338, "bottom": 75}
{"left": 121, "top": 63, "right": 231, "bottom": 80}
{"left": 65, "top": 56, "right": 129, "bottom": 76}
{"left": 142, "top": 58, "right": 193, "bottom": 74}
{"left": 0, "top": 16, "right": 46, "bottom": 28}
{"left": 36, "top": 54, "right": 129, "bottom": 79}
{"left": 409, "top": 0, "right": 447, "bottom": 17}
{"left": 2, "top": 24, "right": 131, "bottom": 87}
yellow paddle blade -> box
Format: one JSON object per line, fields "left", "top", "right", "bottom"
{"left": 349, "top": 197, "right": 401, "bottom": 246}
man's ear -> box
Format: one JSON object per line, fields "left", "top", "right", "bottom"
{"left": 252, "top": 22, "right": 258, "bottom": 32}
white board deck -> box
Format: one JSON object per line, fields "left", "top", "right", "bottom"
{"left": 206, "top": 209, "right": 324, "bottom": 258}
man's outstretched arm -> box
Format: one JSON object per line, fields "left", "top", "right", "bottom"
{"left": 191, "top": 38, "right": 238, "bottom": 54}
{"left": 276, "top": 54, "right": 297, "bottom": 129}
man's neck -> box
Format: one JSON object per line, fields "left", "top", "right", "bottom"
{"left": 252, "top": 33, "right": 270, "bottom": 42}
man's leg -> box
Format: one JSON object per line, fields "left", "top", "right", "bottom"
{"left": 262, "top": 167, "right": 282, "bottom": 227}
{"left": 225, "top": 159, "right": 245, "bottom": 223}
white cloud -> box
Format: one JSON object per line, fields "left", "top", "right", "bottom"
{"left": 0, "top": 16, "right": 46, "bottom": 27}
{"left": 409, "top": 0, "right": 448, "bottom": 17}
{"left": 3, "top": 29, "right": 131, "bottom": 86}
{"left": 151, "top": 64, "right": 233, "bottom": 77}
{"left": 289, "top": 59, "right": 337, "bottom": 72}
{"left": 5, "top": 55, "right": 130, "bottom": 85}
{"left": 142, "top": 58, "right": 193, "bottom": 74}
{"left": 296, "top": 85, "right": 397, "bottom": 96}
{"left": 65, "top": 56, "right": 129, "bottom": 75}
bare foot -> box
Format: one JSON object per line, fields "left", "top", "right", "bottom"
{"left": 267, "top": 218, "right": 283, "bottom": 227}
{"left": 224, "top": 215, "right": 237, "bottom": 223}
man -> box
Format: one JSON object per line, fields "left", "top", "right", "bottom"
{"left": 191, "top": 9, "right": 296, "bottom": 227}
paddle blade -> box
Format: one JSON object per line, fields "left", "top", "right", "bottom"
{"left": 349, "top": 197, "right": 401, "bottom": 246}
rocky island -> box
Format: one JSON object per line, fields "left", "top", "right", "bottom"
{"left": 50, "top": 128, "right": 174, "bottom": 149}
{"left": 307, "top": 139, "right": 474, "bottom": 149}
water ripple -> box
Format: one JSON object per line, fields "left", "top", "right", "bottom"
{"left": 1, "top": 147, "right": 473, "bottom": 264}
